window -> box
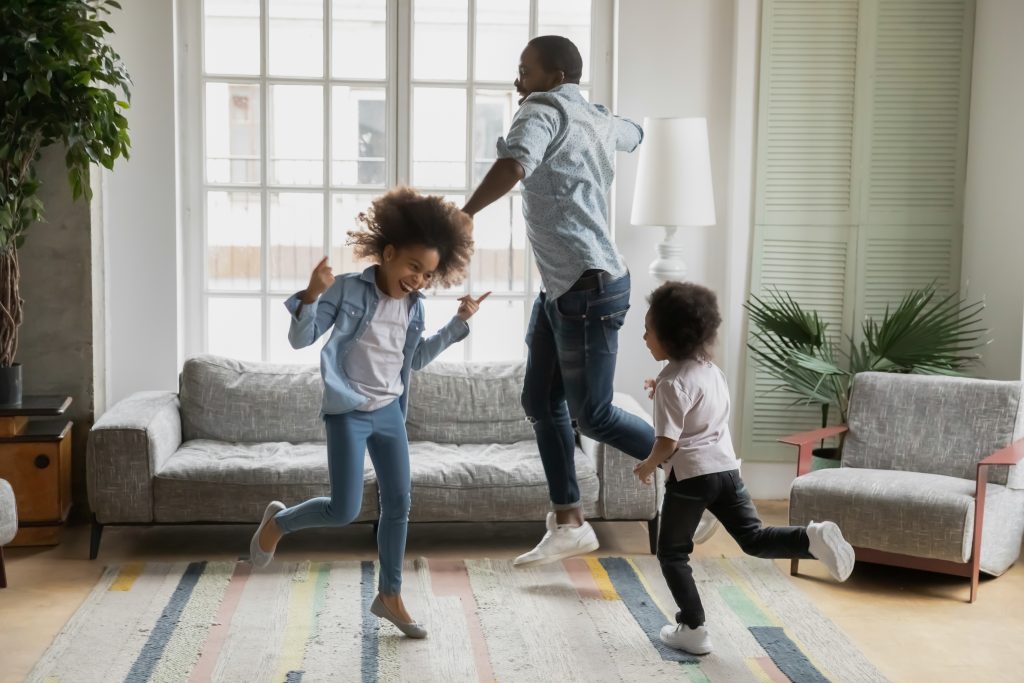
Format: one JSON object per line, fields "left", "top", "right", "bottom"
{"left": 185, "top": 0, "right": 610, "bottom": 364}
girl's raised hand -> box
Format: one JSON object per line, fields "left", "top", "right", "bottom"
{"left": 305, "top": 256, "right": 334, "bottom": 300}
{"left": 457, "top": 291, "right": 491, "bottom": 321}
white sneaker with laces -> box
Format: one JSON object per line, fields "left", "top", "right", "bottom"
{"left": 807, "top": 520, "right": 855, "bottom": 582}
{"left": 513, "top": 512, "right": 600, "bottom": 568}
{"left": 692, "top": 512, "right": 719, "bottom": 544}
{"left": 659, "top": 623, "right": 713, "bottom": 655}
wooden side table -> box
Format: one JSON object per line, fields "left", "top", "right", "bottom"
{"left": 0, "top": 396, "right": 73, "bottom": 546}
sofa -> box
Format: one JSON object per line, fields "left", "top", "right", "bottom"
{"left": 783, "top": 372, "right": 1024, "bottom": 602}
{"left": 0, "top": 477, "right": 15, "bottom": 587}
{"left": 87, "top": 354, "right": 663, "bottom": 558}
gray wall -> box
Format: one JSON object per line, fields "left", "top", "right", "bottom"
{"left": 18, "top": 145, "right": 94, "bottom": 511}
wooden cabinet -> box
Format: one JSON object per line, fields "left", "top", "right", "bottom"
{"left": 0, "top": 397, "right": 73, "bottom": 546}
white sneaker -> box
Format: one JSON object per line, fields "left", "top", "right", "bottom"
{"left": 513, "top": 512, "right": 600, "bottom": 568}
{"left": 659, "top": 623, "right": 713, "bottom": 655}
{"left": 807, "top": 520, "right": 855, "bottom": 582}
{"left": 692, "top": 512, "right": 719, "bottom": 544}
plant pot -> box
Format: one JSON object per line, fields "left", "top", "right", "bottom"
{"left": 811, "top": 446, "right": 841, "bottom": 471}
{"left": 0, "top": 363, "right": 22, "bottom": 406}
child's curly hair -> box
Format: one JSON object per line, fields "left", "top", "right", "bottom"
{"left": 348, "top": 187, "right": 474, "bottom": 288}
{"left": 647, "top": 282, "right": 722, "bottom": 362}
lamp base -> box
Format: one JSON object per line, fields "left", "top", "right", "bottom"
{"left": 648, "top": 227, "right": 688, "bottom": 283}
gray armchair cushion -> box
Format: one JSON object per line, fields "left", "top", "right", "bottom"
{"left": 843, "top": 372, "right": 1024, "bottom": 487}
{"left": 0, "top": 479, "right": 16, "bottom": 546}
{"left": 790, "top": 467, "right": 1024, "bottom": 575}
{"left": 406, "top": 361, "right": 535, "bottom": 444}
{"left": 180, "top": 355, "right": 325, "bottom": 444}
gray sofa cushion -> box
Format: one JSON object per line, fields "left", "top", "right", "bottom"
{"left": 406, "top": 361, "right": 535, "bottom": 444}
{"left": 180, "top": 355, "right": 325, "bottom": 444}
{"left": 406, "top": 440, "right": 599, "bottom": 521}
{"left": 153, "top": 440, "right": 376, "bottom": 523}
{"left": 843, "top": 372, "right": 1024, "bottom": 487}
{"left": 790, "top": 467, "right": 1024, "bottom": 575}
{"left": 0, "top": 478, "right": 16, "bottom": 545}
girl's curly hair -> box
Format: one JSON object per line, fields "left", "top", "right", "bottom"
{"left": 646, "top": 282, "right": 722, "bottom": 362}
{"left": 348, "top": 187, "right": 474, "bottom": 288}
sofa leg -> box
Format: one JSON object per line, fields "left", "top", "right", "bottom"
{"left": 970, "top": 569, "right": 979, "bottom": 603}
{"left": 790, "top": 558, "right": 800, "bottom": 576}
{"left": 0, "top": 546, "right": 7, "bottom": 588}
{"left": 647, "top": 514, "right": 659, "bottom": 555}
{"left": 90, "top": 517, "right": 104, "bottom": 560}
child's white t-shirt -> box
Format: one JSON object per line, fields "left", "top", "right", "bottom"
{"left": 654, "top": 358, "right": 740, "bottom": 482}
{"left": 343, "top": 287, "right": 410, "bottom": 411}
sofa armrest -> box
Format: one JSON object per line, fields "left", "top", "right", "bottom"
{"left": 87, "top": 391, "right": 182, "bottom": 524}
{"left": 584, "top": 392, "right": 663, "bottom": 520}
{"left": 778, "top": 425, "right": 849, "bottom": 477}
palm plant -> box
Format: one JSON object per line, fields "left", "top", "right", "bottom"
{"left": 745, "top": 284, "right": 989, "bottom": 435}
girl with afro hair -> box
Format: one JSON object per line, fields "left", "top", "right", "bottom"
{"left": 250, "top": 187, "right": 488, "bottom": 639}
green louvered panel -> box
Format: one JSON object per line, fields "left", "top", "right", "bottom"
{"left": 863, "top": 0, "right": 974, "bottom": 223}
{"left": 744, "top": 0, "right": 973, "bottom": 463}
{"left": 855, "top": 225, "right": 961, "bottom": 321}
{"left": 756, "top": 0, "right": 860, "bottom": 226}
{"left": 741, "top": 226, "right": 856, "bottom": 462}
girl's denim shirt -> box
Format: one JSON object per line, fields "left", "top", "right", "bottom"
{"left": 284, "top": 265, "right": 469, "bottom": 416}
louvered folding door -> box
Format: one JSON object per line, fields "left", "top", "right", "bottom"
{"left": 741, "top": 0, "right": 974, "bottom": 461}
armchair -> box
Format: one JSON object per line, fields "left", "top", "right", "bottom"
{"left": 780, "top": 372, "right": 1024, "bottom": 602}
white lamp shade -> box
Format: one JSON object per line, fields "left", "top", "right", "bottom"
{"left": 630, "top": 117, "right": 716, "bottom": 227}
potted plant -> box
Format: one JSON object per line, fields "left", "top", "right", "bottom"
{"left": 745, "top": 283, "right": 988, "bottom": 468}
{"left": 0, "top": 0, "right": 131, "bottom": 405}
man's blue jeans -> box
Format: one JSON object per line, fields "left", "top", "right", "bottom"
{"left": 522, "top": 272, "right": 656, "bottom": 509}
{"left": 274, "top": 400, "right": 411, "bottom": 594}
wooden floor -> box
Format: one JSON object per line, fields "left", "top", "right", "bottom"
{"left": 2, "top": 500, "right": 1023, "bottom": 682}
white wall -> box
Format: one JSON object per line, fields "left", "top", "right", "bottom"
{"left": 962, "top": 0, "right": 1024, "bottom": 381}
{"left": 614, "top": 1, "right": 792, "bottom": 496}
{"left": 102, "top": 0, "right": 181, "bottom": 405}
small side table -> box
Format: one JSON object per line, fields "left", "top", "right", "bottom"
{"left": 0, "top": 396, "right": 73, "bottom": 546}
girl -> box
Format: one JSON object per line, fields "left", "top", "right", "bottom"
{"left": 634, "top": 282, "right": 854, "bottom": 655}
{"left": 250, "top": 187, "right": 487, "bottom": 639}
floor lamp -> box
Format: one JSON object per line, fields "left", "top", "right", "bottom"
{"left": 630, "top": 116, "right": 720, "bottom": 544}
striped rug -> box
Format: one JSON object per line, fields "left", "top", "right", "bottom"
{"left": 28, "top": 556, "right": 886, "bottom": 682}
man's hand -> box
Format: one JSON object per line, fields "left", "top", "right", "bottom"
{"left": 457, "top": 291, "right": 491, "bottom": 321}
{"left": 301, "top": 256, "right": 334, "bottom": 304}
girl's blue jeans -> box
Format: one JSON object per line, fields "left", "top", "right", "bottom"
{"left": 275, "top": 399, "right": 411, "bottom": 594}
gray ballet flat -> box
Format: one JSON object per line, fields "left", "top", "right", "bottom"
{"left": 370, "top": 595, "right": 428, "bottom": 639}
{"left": 249, "top": 501, "right": 285, "bottom": 568}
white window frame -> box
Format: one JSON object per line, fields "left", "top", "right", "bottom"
{"left": 178, "top": 0, "right": 615, "bottom": 362}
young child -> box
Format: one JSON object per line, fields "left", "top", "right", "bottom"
{"left": 461, "top": 34, "right": 665, "bottom": 566}
{"left": 250, "top": 187, "right": 487, "bottom": 639}
{"left": 634, "top": 282, "right": 854, "bottom": 656}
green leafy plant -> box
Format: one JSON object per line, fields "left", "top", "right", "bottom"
{"left": 745, "top": 283, "right": 989, "bottom": 431}
{"left": 0, "top": 0, "right": 131, "bottom": 366}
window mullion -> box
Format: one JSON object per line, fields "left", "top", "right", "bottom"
{"left": 260, "top": 0, "right": 271, "bottom": 361}
{"left": 395, "top": 0, "right": 410, "bottom": 186}
{"left": 464, "top": 0, "right": 476, "bottom": 361}
{"left": 323, "top": 0, "right": 331, "bottom": 278}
